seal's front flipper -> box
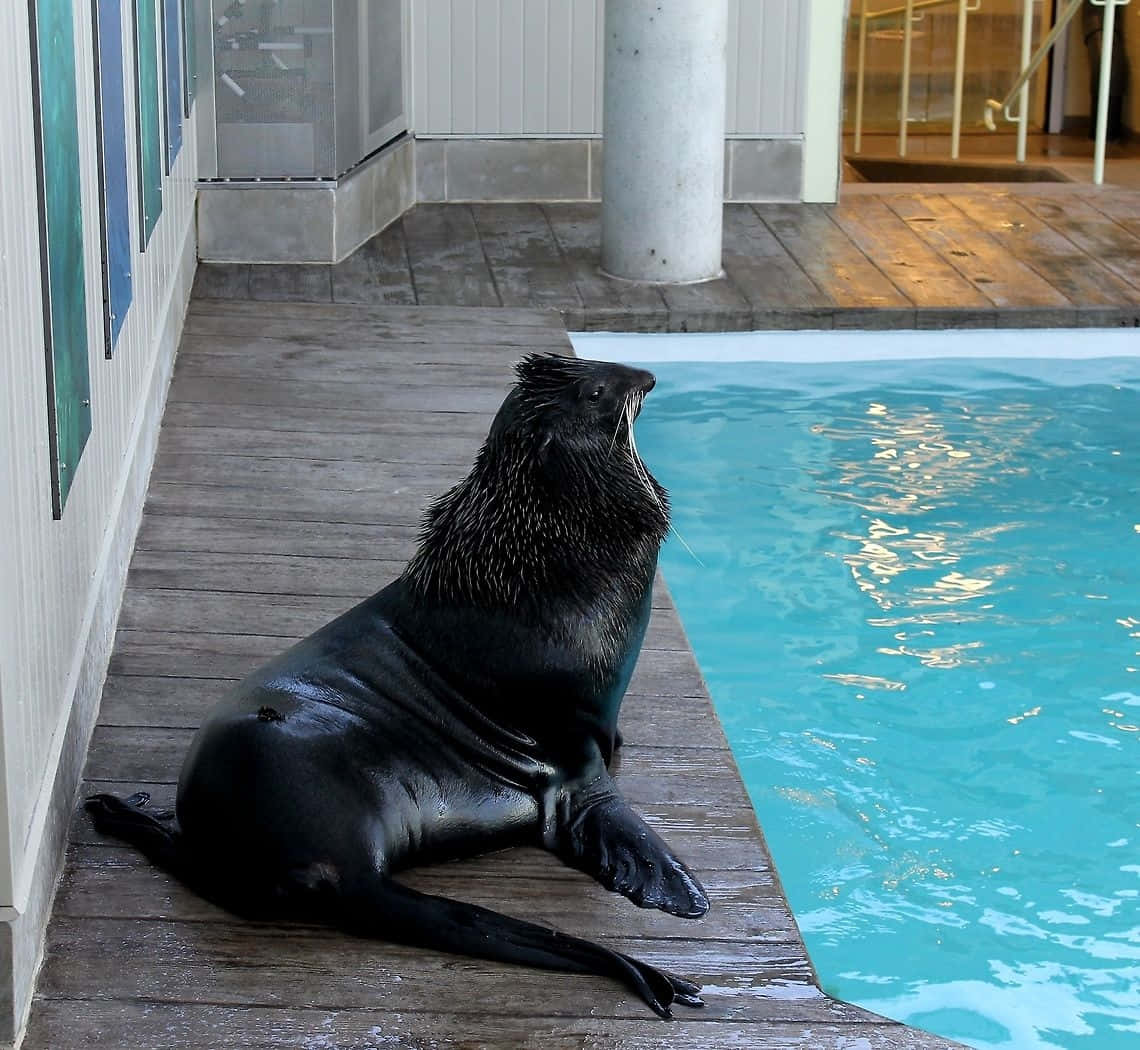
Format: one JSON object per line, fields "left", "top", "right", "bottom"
{"left": 331, "top": 872, "right": 703, "bottom": 1018}
{"left": 554, "top": 789, "right": 710, "bottom": 919}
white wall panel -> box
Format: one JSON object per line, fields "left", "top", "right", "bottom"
{"left": 521, "top": 0, "right": 551, "bottom": 131}
{"left": 411, "top": 0, "right": 806, "bottom": 137}
{"left": 498, "top": 0, "right": 525, "bottom": 130}
{"left": 0, "top": 0, "right": 197, "bottom": 910}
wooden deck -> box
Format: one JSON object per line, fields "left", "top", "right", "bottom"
{"left": 195, "top": 189, "right": 1140, "bottom": 330}
{"left": 24, "top": 302, "right": 963, "bottom": 1048}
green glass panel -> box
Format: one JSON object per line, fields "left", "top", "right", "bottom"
{"left": 30, "top": 0, "right": 92, "bottom": 516}
{"left": 134, "top": 0, "right": 162, "bottom": 245}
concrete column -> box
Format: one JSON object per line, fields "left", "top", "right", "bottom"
{"left": 601, "top": 0, "right": 728, "bottom": 284}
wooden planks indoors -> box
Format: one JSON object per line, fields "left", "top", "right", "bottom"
{"left": 195, "top": 190, "right": 1140, "bottom": 330}
{"left": 25, "top": 303, "right": 964, "bottom": 1048}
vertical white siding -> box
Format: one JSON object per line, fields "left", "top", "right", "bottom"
{"left": 728, "top": 0, "right": 806, "bottom": 135}
{"left": 0, "top": 0, "right": 197, "bottom": 912}
{"left": 411, "top": 0, "right": 806, "bottom": 136}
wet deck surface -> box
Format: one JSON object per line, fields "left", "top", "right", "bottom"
{"left": 25, "top": 302, "right": 962, "bottom": 1047}
{"left": 195, "top": 190, "right": 1140, "bottom": 331}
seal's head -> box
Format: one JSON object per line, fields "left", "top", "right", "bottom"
{"left": 403, "top": 354, "right": 668, "bottom": 621}
{"left": 502, "top": 353, "right": 658, "bottom": 455}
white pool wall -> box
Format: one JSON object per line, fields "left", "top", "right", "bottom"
{"left": 572, "top": 329, "right": 1140, "bottom": 364}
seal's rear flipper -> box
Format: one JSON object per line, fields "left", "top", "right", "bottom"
{"left": 85, "top": 793, "right": 183, "bottom": 871}
{"left": 334, "top": 873, "right": 703, "bottom": 1019}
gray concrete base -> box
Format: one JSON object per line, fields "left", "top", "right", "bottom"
{"left": 724, "top": 138, "right": 804, "bottom": 202}
{"left": 197, "top": 138, "right": 415, "bottom": 264}
{"left": 198, "top": 134, "right": 802, "bottom": 265}
{"left": 417, "top": 137, "right": 803, "bottom": 205}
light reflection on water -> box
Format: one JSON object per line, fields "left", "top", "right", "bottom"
{"left": 636, "top": 360, "right": 1140, "bottom": 1050}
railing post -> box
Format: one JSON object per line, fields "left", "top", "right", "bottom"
{"left": 1016, "top": 0, "right": 1033, "bottom": 162}
{"left": 900, "top": 0, "right": 915, "bottom": 156}
{"left": 1092, "top": 0, "right": 1129, "bottom": 185}
{"left": 951, "top": 0, "right": 969, "bottom": 159}
{"left": 854, "top": 0, "right": 869, "bottom": 153}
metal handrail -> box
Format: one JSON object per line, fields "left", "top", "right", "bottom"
{"left": 983, "top": 0, "right": 1084, "bottom": 132}
{"left": 853, "top": 0, "right": 971, "bottom": 21}
{"left": 983, "top": 0, "right": 1132, "bottom": 185}
{"left": 852, "top": 0, "right": 981, "bottom": 158}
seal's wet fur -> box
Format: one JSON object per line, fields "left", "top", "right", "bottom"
{"left": 87, "top": 354, "right": 709, "bottom": 1018}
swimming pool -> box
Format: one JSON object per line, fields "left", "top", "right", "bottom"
{"left": 575, "top": 332, "right": 1140, "bottom": 1050}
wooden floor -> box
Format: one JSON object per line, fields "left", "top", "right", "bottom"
{"left": 25, "top": 303, "right": 962, "bottom": 1048}
{"left": 195, "top": 190, "right": 1140, "bottom": 331}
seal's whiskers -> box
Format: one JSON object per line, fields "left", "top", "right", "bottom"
{"left": 625, "top": 393, "right": 704, "bottom": 567}
{"left": 609, "top": 409, "right": 625, "bottom": 455}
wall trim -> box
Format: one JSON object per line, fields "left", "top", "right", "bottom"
{"left": 0, "top": 204, "right": 197, "bottom": 1050}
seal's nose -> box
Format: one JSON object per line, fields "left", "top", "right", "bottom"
{"left": 636, "top": 371, "right": 657, "bottom": 394}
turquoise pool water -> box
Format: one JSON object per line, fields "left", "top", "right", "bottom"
{"left": 633, "top": 358, "right": 1140, "bottom": 1050}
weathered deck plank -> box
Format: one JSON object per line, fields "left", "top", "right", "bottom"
{"left": 191, "top": 262, "right": 250, "bottom": 300}
{"left": 400, "top": 204, "right": 501, "bottom": 306}
{"left": 113, "top": 589, "right": 693, "bottom": 652}
{"left": 828, "top": 195, "right": 995, "bottom": 319}
{"left": 107, "top": 629, "right": 708, "bottom": 698}
{"left": 134, "top": 513, "right": 419, "bottom": 558}
{"left": 156, "top": 424, "right": 484, "bottom": 465}
{"left": 26, "top": 1001, "right": 956, "bottom": 1050}
{"left": 25, "top": 299, "right": 965, "bottom": 1049}
{"left": 753, "top": 203, "right": 917, "bottom": 328}
{"left": 1016, "top": 193, "right": 1140, "bottom": 294}
{"left": 470, "top": 203, "right": 583, "bottom": 310}
{"left": 721, "top": 204, "right": 834, "bottom": 328}
{"left": 43, "top": 890, "right": 802, "bottom": 960}
{"left": 541, "top": 203, "right": 669, "bottom": 331}
{"left": 159, "top": 400, "right": 499, "bottom": 437}
{"left": 119, "top": 545, "right": 682, "bottom": 612}
{"left": 1080, "top": 187, "right": 1140, "bottom": 238}
{"left": 142, "top": 481, "right": 449, "bottom": 527}
{"left": 948, "top": 191, "right": 1140, "bottom": 312}
{"left": 95, "top": 676, "right": 722, "bottom": 752}
{"left": 167, "top": 375, "right": 509, "bottom": 414}
{"left": 249, "top": 263, "right": 333, "bottom": 303}
{"left": 330, "top": 222, "right": 417, "bottom": 305}
{"left": 882, "top": 194, "right": 1074, "bottom": 319}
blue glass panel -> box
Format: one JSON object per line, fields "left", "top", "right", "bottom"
{"left": 94, "top": 0, "right": 133, "bottom": 354}
{"left": 162, "top": 0, "right": 182, "bottom": 172}
{"left": 29, "top": 0, "right": 92, "bottom": 516}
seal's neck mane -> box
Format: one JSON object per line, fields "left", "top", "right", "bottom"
{"left": 401, "top": 427, "right": 669, "bottom": 624}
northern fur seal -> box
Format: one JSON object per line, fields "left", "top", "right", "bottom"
{"left": 87, "top": 353, "right": 709, "bottom": 1018}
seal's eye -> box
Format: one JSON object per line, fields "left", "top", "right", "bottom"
{"left": 588, "top": 385, "right": 605, "bottom": 403}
